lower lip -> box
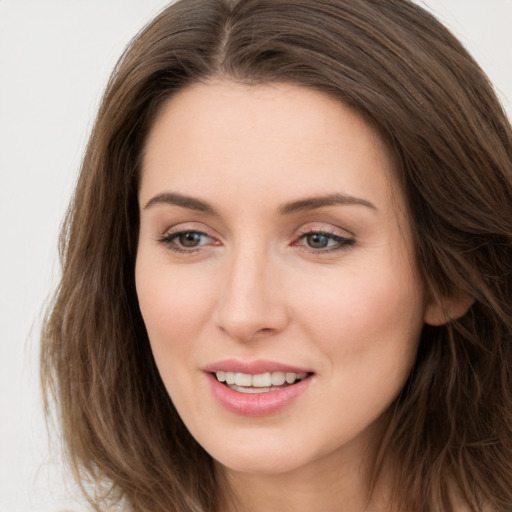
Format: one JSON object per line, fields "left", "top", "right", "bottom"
{"left": 205, "top": 373, "right": 313, "bottom": 416}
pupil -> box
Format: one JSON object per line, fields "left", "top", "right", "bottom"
{"left": 307, "top": 233, "right": 328, "bottom": 248}
{"left": 179, "top": 232, "right": 201, "bottom": 247}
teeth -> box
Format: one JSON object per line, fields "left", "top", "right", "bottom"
{"left": 271, "top": 372, "right": 286, "bottom": 386}
{"left": 215, "top": 370, "right": 308, "bottom": 387}
{"left": 285, "top": 372, "right": 297, "bottom": 384}
{"left": 231, "top": 385, "right": 273, "bottom": 394}
{"left": 252, "top": 372, "right": 271, "bottom": 387}
{"left": 235, "top": 372, "right": 252, "bottom": 386}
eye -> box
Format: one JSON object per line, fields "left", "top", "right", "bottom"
{"left": 175, "top": 231, "right": 208, "bottom": 247}
{"left": 296, "top": 230, "right": 354, "bottom": 253}
{"left": 158, "top": 230, "right": 217, "bottom": 253}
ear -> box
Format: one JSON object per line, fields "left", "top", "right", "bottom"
{"left": 424, "top": 293, "right": 474, "bottom": 326}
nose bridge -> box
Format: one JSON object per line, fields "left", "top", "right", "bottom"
{"left": 215, "top": 239, "right": 287, "bottom": 340}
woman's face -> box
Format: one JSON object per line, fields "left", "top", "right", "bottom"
{"left": 136, "top": 81, "right": 429, "bottom": 477}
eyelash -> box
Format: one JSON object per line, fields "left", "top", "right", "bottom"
{"left": 157, "top": 229, "right": 355, "bottom": 255}
{"left": 157, "top": 230, "right": 215, "bottom": 255}
{"left": 294, "top": 230, "right": 355, "bottom": 253}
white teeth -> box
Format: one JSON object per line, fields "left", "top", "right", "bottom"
{"left": 285, "top": 372, "right": 296, "bottom": 384}
{"left": 231, "top": 385, "right": 272, "bottom": 394}
{"left": 252, "top": 372, "right": 271, "bottom": 387}
{"left": 235, "top": 372, "right": 252, "bottom": 386}
{"left": 215, "top": 370, "right": 308, "bottom": 388}
{"left": 271, "top": 371, "right": 286, "bottom": 386}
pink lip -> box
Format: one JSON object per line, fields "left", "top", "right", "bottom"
{"left": 202, "top": 359, "right": 311, "bottom": 374}
{"left": 203, "top": 359, "right": 314, "bottom": 417}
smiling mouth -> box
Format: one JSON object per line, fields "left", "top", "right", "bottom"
{"left": 214, "top": 371, "right": 310, "bottom": 394}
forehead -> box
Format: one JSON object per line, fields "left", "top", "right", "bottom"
{"left": 140, "top": 80, "right": 399, "bottom": 214}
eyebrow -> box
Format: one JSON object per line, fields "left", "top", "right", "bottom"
{"left": 143, "top": 191, "right": 377, "bottom": 215}
{"left": 278, "top": 193, "right": 377, "bottom": 215}
{"left": 144, "top": 192, "right": 218, "bottom": 214}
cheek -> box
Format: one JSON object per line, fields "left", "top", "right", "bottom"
{"left": 135, "top": 255, "right": 221, "bottom": 420}
{"left": 302, "top": 269, "right": 420, "bottom": 325}
{"left": 135, "top": 255, "right": 217, "bottom": 357}
{"left": 292, "top": 258, "right": 425, "bottom": 370}
{"left": 291, "top": 264, "right": 425, "bottom": 437}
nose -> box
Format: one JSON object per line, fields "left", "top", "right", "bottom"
{"left": 213, "top": 244, "right": 290, "bottom": 342}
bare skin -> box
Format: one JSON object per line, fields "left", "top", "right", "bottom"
{"left": 136, "top": 80, "right": 471, "bottom": 511}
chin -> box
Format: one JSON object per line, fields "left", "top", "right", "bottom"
{"left": 214, "top": 450, "right": 303, "bottom": 476}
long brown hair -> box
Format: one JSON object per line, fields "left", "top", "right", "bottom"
{"left": 41, "top": 1, "right": 512, "bottom": 510}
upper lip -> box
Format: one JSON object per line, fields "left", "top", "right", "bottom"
{"left": 203, "top": 359, "right": 313, "bottom": 375}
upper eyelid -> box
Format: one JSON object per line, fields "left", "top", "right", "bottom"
{"left": 161, "top": 222, "right": 217, "bottom": 237}
{"left": 298, "top": 231, "right": 351, "bottom": 240}
{"left": 157, "top": 217, "right": 355, "bottom": 241}
{"left": 295, "top": 224, "right": 354, "bottom": 239}
{"left": 162, "top": 229, "right": 215, "bottom": 244}
{"left": 159, "top": 224, "right": 354, "bottom": 239}
{"left": 160, "top": 228, "right": 354, "bottom": 249}
{"left": 158, "top": 230, "right": 217, "bottom": 255}
{"left": 295, "top": 231, "right": 354, "bottom": 246}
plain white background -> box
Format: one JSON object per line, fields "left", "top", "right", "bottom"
{"left": 0, "top": 1, "right": 511, "bottom": 511}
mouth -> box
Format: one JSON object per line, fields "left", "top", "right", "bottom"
{"left": 213, "top": 370, "right": 310, "bottom": 394}
{"left": 203, "top": 360, "right": 314, "bottom": 415}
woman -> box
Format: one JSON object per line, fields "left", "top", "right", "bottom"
{"left": 41, "top": 0, "right": 512, "bottom": 511}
